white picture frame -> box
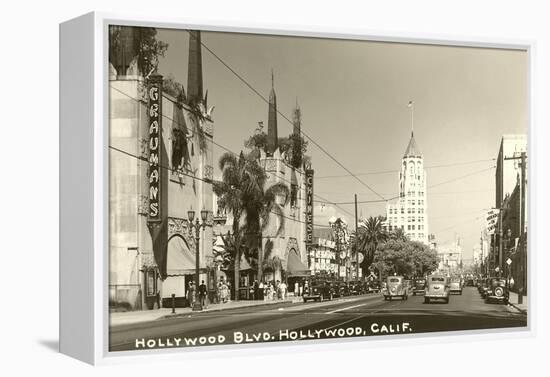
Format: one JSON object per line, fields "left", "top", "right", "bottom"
{"left": 60, "top": 11, "right": 535, "bottom": 365}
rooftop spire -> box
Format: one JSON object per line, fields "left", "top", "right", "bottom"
{"left": 408, "top": 100, "right": 414, "bottom": 137}
{"left": 266, "top": 70, "right": 278, "bottom": 155}
{"left": 187, "top": 30, "right": 203, "bottom": 105}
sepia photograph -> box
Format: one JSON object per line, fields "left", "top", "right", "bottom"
{"left": 107, "top": 25, "right": 528, "bottom": 352}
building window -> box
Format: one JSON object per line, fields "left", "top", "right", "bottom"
{"left": 401, "top": 208, "right": 404, "bottom": 214}
{"left": 412, "top": 200, "right": 416, "bottom": 205}
{"left": 408, "top": 225, "right": 411, "bottom": 230}
{"left": 412, "top": 225, "right": 415, "bottom": 230}
{"left": 407, "top": 208, "right": 411, "bottom": 214}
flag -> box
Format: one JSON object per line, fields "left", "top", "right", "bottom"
{"left": 408, "top": 101, "right": 413, "bottom": 107}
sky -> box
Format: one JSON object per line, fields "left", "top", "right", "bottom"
{"left": 156, "top": 28, "right": 528, "bottom": 262}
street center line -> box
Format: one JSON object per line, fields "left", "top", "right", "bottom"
{"left": 326, "top": 303, "right": 368, "bottom": 314}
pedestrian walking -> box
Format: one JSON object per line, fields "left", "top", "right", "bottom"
{"left": 276, "top": 280, "right": 281, "bottom": 299}
{"left": 267, "top": 282, "right": 274, "bottom": 301}
{"left": 188, "top": 281, "right": 196, "bottom": 307}
{"left": 226, "top": 281, "right": 232, "bottom": 302}
{"left": 280, "top": 281, "right": 287, "bottom": 300}
{"left": 220, "top": 281, "right": 228, "bottom": 303}
{"left": 198, "top": 280, "right": 207, "bottom": 308}
{"left": 259, "top": 280, "right": 265, "bottom": 300}
{"left": 294, "top": 281, "right": 299, "bottom": 297}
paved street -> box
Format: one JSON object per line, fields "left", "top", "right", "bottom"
{"left": 109, "top": 286, "right": 526, "bottom": 351}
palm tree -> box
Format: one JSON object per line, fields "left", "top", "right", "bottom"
{"left": 354, "top": 216, "right": 388, "bottom": 272}
{"left": 213, "top": 151, "right": 289, "bottom": 299}
{"left": 389, "top": 227, "right": 409, "bottom": 242}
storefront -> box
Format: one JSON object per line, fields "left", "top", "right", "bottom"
{"left": 286, "top": 249, "right": 310, "bottom": 295}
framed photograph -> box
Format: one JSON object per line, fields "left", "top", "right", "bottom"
{"left": 60, "top": 12, "right": 532, "bottom": 365}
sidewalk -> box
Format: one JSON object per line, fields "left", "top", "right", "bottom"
{"left": 508, "top": 291, "right": 528, "bottom": 314}
{"left": 110, "top": 296, "right": 302, "bottom": 327}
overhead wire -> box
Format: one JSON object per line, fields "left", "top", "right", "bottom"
{"left": 185, "top": 30, "right": 386, "bottom": 201}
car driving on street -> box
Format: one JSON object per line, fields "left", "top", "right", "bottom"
{"left": 412, "top": 278, "right": 426, "bottom": 295}
{"left": 424, "top": 275, "right": 450, "bottom": 304}
{"left": 449, "top": 277, "right": 463, "bottom": 295}
{"left": 383, "top": 275, "right": 409, "bottom": 301}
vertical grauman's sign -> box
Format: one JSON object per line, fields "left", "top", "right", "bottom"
{"left": 147, "top": 75, "right": 163, "bottom": 222}
{"left": 305, "top": 169, "right": 314, "bottom": 244}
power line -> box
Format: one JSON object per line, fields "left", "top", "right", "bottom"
{"left": 312, "top": 165, "right": 495, "bottom": 205}
{"left": 186, "top": 30, "right": 387, "bottom": 201}
{"left": 109, "top": 145, "right": 332, "bottom": 228}
{"left": 315, "top": 158, "right": 496, "bottom": 179}
{"left": 110, "top": 84, "right": 355, "bottom": 218}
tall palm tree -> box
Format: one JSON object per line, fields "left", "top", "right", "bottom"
{"left": 354, "top": 216, "right": 388, "bottom": 272}
{"left": 213, "top": 151, "right": 289, "bottom": 299}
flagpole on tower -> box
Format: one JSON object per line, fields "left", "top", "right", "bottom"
{"left": 408, "top": 100, "right": 414, "bottom": 136}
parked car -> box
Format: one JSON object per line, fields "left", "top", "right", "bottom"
{"left": 383, "top": 276, "right": 409, "bottom": 301}
{"left": 480, "top": 278, "right": 491, "bottom": 298}
{"left": 302, "top": 280, "right": 334, "bottom": 302}
{"left": 331, "top": 281, "right": 343, "bottom": 298}
{"left": 424, "top": 275, "right": 450, "bottom": 304}
{"left": 412, "top": 278, "right": 426, "bottom": 295}
{"left": 341, "top": 282, "right": 352, "bottom": 296}
{"left": 349, "top": 281, "right": 363, "bottom": 295}
{"left": 485, "top": 277, "right": 509, "bottom": 304}
{"left": 366, "top": 280, "right": 381, "bottom": 293}
{"left": 449, "top": 277, "right": 463, "bottom": 295}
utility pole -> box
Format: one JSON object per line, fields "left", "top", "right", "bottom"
{"left": 504, "top": 152, "right": 527, "bottom": 304}
{"left": 355, "top": 194, "right": 359, "bottom": 281}
{"left": 498, "top": 209, "right": 503, "bottom": 277}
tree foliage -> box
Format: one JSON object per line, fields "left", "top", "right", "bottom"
{"left": 213, "top": 151, "right": 290, "bottom": 298}
{"left": 373, "top": 239, "right": 438, "bottom": 278}
{"left": 354, "top": 216, "right": 388, "bottom": 272}
{"left": 109, "top": 26, "right": 168, "bottom": 77}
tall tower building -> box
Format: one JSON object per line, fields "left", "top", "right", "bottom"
{"left": 384, "top": 129, "right": 429, "bottom": 244}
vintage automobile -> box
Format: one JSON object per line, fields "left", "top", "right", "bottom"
{"left": 477, "top": 278, "right": 486, "bottom": 294}
{"left": 341, "top": 282, "right": 352, "bottom": 296}
{"left": 366, "top": 280, "right": 381, "bottom": 293}
{"left": 412, "top": 278, "right": 426, "bottom": 295}
{"left": 330, "top": 281, "right": 343, "bottom": 298}
{"left": 348, "top": 281, "right": 362, "bottom": 295}
{"left": 449, "top": 277, "right": 463, "bottom": 295}
{"left": 465, "top": 277, "right": 475, "bottom": 287}
{"left": 302, "top": 280, "right": 334, "bottom": 302}
{"left": 424, "top": 275, "right": 450, "bottom": 304}
{"left": 485, "top": 277, "right": 509, "bottom": 304}
{"left": 383, "top": 276, "right": 409, "bottom": 300}
{"left": 480, "top": 278, "right": 492, "bottom": 298}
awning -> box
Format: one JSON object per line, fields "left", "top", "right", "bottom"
{"left": 226, "top": 254, "right": 253, "bottom": 271}
{"left": 240, "top": 254, "right": 253, "bottom": 271}
{"left": 287, "top": 251, "right": 310, "bottom": 277}
{"left": 166, "top": 236, "right": 198, "bottom": 275}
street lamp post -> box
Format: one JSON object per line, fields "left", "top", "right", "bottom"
{"left": 188, "top": 208, "right": 209, "bottom": 311}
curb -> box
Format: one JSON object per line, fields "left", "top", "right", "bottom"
{"left": 159, "top": 299, "right": 297, "bottom": 320}
{"left": 507, "top": 302, "right": 527, "bottom": 315}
